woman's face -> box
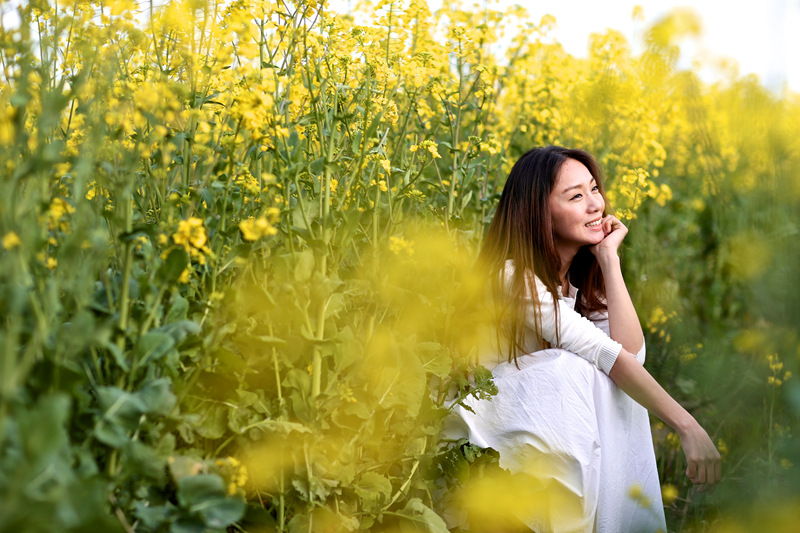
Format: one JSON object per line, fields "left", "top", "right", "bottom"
{"left": 549, "top": 158, "right": 606, "bottom": 250}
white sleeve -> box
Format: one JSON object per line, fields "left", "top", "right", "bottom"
{"left": 586, "top": 309, "right": 646, "bottom": 365}
{"left": 503, "top": 262, "right": 623, "bottom": 375}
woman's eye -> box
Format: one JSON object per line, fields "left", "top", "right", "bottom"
{"left": 571, "top": 194, "right": 582, "bottom": 200}
{"left": 592, "top": 185, "right": 599, "bottom": 191}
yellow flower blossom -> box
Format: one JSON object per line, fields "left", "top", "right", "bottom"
{"left": 239, "top": 217, "right": 278, "bottom": 241}
{"left": 2, "top": 231, "right": 20, "bottom": 250}
{"left": 178, "top": 268, "right": 192, "bottom": 284}
{"left": 172, "top": 218, "right": 211, "bottom": 264}
{"left": 627, "top": 482, "right": 651, "bottom": 507}
{"left": 47, "top": 198, "right": 75, "bottom": 232}
{"left": 410, "top": 140, "right": 441, "bottom": 159}
{"left": 661, "top": 484, "right": 679, "bottom": 505}
{"left": 389, "top": 236, "right": 414, "bottom": 256}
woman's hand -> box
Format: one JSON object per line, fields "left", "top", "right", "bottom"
{"left": 678, "top": 420, "right": 722, "bottom": 493}
{"left": 589, "top": 215, "right": 628, "bottom": 262}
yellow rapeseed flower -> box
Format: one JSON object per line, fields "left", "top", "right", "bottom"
{"left": 172, "top": 218, "right": 211, "bottom": 264}
{"left": 627, "top": 482, "right": 651, "bottom": 507}
{"left": 178, "top": 268, "right": 191, "bottom": 284}
{"left": 389, "top": 236, "right": 414, "bottom": 256}
{"left": 239, "top": 217, "right": 278, "bottom": 241}
{"left": 2, "top": 231, "right": 20, "bottom": 250}
{"left": 661, "top": 484, "right": 679, "bottom": 505}
{"left": 173, "top": 217, "right": 207, "bottom": 250}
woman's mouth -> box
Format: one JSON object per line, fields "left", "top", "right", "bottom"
{"left": 585, "top": 218, "right": 602, "bottom": 228}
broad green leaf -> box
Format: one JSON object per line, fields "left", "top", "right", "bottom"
{"left": 243, "top": 419, "right": 313, "bottom": 434}
{"left": 197, "top": 497, "right": 246, "bottom": 529}
{"left": 136, "top": 332, "right": 176, "bottom": 365}
{"left": 415, "top": 342, "right": 453, "bottom": 378}
{"left": 372, "top": 345, "right": 426, "bottom": 417}
{"left": 294, "top": 249, "right": 315, "bottom": 283}
{"left": 123, "top": 441, "right": 166, "bottom": 481}
{"left": 355, "top": 471, "right": 392, "bottom": 498}
{"left": 396, "top": 498, "right": 449, "bottom": 533}
{"left": 152, "top": 320, "right": 201, "bottom": 345}
{"left": 138, "top": 378, "right": 177, "bottom": 416}
{"left": 177, "top": 474, "right": 226, "bottom": 507}
{"left": 157, "top": 248, "right": 190, "bottom": 284}
{"left": 135, "top": 502, "right": 176, "bottom": 530}
{"left": 97, "top": 387, "right": 147, "bottom": 431}
{"left": 165, "top": 295, "right": 190, "bottom": 323}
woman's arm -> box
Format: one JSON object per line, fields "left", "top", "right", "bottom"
{"left": 590, "top": 216, "right": 644, "bottom": 354}
{"left": 609, "top": 349, "right": 722, "bottom": 493}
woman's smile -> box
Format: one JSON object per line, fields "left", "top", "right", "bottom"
{"left": 585, "top": 218, "right": 603, "bottom": 229}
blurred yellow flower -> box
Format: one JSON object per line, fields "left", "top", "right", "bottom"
{"left": 173, "top": 218, "right": 211, "bottom": 264}
{"left": 2, "top": 231, "right": 20, "bottom": 250}
{"left": 239, "top": 217, "right": 278, "bottom": 241}
{"left": 178, "top": 268, "right": 191, "bottom": 284}
{"left": 627, "top": 482, "right": 651, "bottom": 507}
{"left": 389, "top": 236, "right": 414, "bottom": 256}
{"left": 718, "top": 438, "right": 728, "bottom": 456}
{"left": 661, "top": 484, "right": 679, "bottom": 505}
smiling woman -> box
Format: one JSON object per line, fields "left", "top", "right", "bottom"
{"left": 443, "top": 146, "right": 720, "bottom": 532}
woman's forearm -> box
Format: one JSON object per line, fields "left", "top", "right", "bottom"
{"left": 608, "top": 349, "right": 694, "bottom": 432}
{"left": 609, "top": 349, "right": 721, "bottom": 492}
{"left": 598, "top": 255, "right": 644, "bottom": 355}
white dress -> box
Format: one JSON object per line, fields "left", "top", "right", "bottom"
{"left": 443, "top": 261, "right": 667, "bottom": 533}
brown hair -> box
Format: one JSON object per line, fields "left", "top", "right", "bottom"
{"left": 475, "top": 145, "right": 610, "bottom": 365}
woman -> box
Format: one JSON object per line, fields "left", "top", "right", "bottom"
{"left": 444, "top": 146, "right": 721, "bottom": 532}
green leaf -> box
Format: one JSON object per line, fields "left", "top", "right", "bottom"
{"left": 197, "top": 497, "right": 246, "bottom": 529}
{"left": 136, "top": 332, "right": 176, "bottom": 365}
{"left": 135, "top": 502, "right": 176, "bottom": 530}
{"left": 396, "top": 498, "right": 449, "bottom": 533}
{"left": 246, "top": 335, "right": 287, "bottom": 348}
{"left": 158, "top": 248, "right": 190, "bottom": 284}
{"left": 283, "top": 368, "right": 311, "bottom": 396}
{"left": 294, "top": 249, "right": 315, "bottom": 283}
{"left": 138, "top": 378, "right": 177, "bottom": 416}
{"left": 97, "top": 387, "right": 147, "bottom": 430}
{"left": 165, "top": 295, "right": 190, "bottom": 323}
{"left": 101, "top": 339, "right": 129, "bottom": 372}
{"left": 123, "top": 441, "right": 166, "bottom": 480}
{"left": 415, "top": 342, "right": 453, "bottom": 378}
{"left": 152, "top": 320, "right": 201, "bottom": 345}
{"left": 177, "top": 474, "right": 226, "bottom": 507}
{"left": 355, "top": 472, "right": 392, "bottom": 499}
{"left": 170, "top": 517, "right": 206, "bottom": 533}
{"left": 372, "top": 345, "right": 426, "bottom": 417}
{"left": 243, "top": 419, "right": 312, "bottom": 434}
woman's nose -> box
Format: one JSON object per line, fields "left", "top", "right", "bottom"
{"left": 588, "top": 193, "right": 603, "bottom": 212}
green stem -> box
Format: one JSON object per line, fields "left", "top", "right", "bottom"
{"left": 116, "top": 189, "right": 134, "bottom": 356}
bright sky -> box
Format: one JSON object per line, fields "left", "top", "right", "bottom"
{"left": 330, "top": 0, "right": 800, "bottom": 93}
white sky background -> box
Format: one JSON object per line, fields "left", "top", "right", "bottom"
{"left": 1, "top": 0, "right": 797, "bottom": 92}
{"left": 329, "top": 0, "right": 800, "bottom": 93}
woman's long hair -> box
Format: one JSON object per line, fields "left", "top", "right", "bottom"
{"left": 474, "top": 146, "right": 611, "bottom": 365}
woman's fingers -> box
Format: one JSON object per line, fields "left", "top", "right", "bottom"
{"left": 688, "top": 456, "right": 722, "bottom": 493}
{"left": 603, "top": 216, "right": 613, "bottom": 235}
{"left": 686, "top": 462, "right": 697, "bottom": 481}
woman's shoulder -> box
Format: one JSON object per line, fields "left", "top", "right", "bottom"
{"left": 501, "top": 259, "right": 548, "bottom": 292}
